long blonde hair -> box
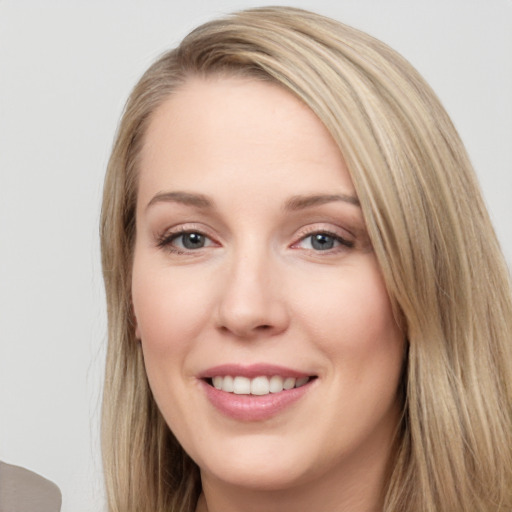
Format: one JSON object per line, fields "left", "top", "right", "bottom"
{"left": 100, "top": 7, "right": 512, "bottom": 511}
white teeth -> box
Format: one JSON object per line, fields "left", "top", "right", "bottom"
{"left": 211, "top": 375, "right": 311, "bottom": 395}
{"left": 295, "top": 376, "right": 309, "bottom": 388}
{"left": 251, "top": 376, "right": 270, "bottom": 395}
{"left": 269, "top": 375, "right": 284, "bottom": 393}
{"left": 223, "top": 375, "right": 234, "bottom": 392}
{"left": 283, "top": 377, "right": 295, "bottom": 390}
{"left": 233, "top": 376, "right": 251, "bottom": 394}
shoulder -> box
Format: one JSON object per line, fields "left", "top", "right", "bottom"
{"left": 0, "top": 461, "right": 62, "bottom": 512}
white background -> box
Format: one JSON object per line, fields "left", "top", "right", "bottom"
{"left": 0, "top": 1, "right": 510, "bottom": 511}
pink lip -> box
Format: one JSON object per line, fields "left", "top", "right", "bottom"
{"left": 198, "top": 363, "right": 311, "bottom": 379}
{"left": 197, "top": 364, "right": 316, "bottom": 422}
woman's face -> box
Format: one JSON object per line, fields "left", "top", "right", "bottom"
{"left": 132, "top": 77, "right": 405, "bottom": 494}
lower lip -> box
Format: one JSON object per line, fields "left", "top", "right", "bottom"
{"left": 200, "top": 379, "right": 314, "bottom": 421}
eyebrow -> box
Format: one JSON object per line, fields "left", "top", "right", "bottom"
{"left": 146, "top": 191, "right": 214, "bottom": 211}
{"left": 284, "top": 193, "right": 360, "bottom": 210}
{"left": 145, "top": 191, "right": 360, "bottom": 212}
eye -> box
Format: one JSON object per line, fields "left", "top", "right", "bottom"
{"left": 157, "top": 230, "right": 216, "bottom": 252}
{"left": 175, "top": 232, "right": 208, "bottom": 250}
{"left": 294, "top": 231, "right": 354, "bottom": 252}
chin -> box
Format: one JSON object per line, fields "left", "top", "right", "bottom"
{"left": 192, "top": 436, "right": 324, "bottom": 492}
{"left": 206, "top": 462, "right": 309, "bottom": 492}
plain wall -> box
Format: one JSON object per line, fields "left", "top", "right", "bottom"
{"left": 0, "top": 1, "right": 510, "bottom": 511}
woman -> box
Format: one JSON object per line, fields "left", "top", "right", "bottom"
{"left": 100, "top": 6, "right": 512, "bottom": 512}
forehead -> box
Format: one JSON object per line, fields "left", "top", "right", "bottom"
{"left": 138, "top": 76, "right": 354, "bottom": 205}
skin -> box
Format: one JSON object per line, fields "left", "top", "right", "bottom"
{"left": 132, "top": 76, "right": 405, "bottom": 512}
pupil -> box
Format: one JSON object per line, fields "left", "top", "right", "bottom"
{"left": 311, "top": 234, "right": 334, "bottom": 250}
{"left": 183, "top": 233, "right": 205, "bottom": 249}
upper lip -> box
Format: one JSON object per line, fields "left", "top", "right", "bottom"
{"left": 198, "top": 363, "right": 314, "bottom": 379}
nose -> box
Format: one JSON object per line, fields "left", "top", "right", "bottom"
{"left": 215, "top": 249, "right": 290, "bottom": 339}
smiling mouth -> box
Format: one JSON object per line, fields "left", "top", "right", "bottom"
{"left": 205, "top": 375, "right": 316, "bottom": 396}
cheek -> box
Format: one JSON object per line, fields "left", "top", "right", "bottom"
{"left": 131, "top": 255, "right": 213, "bottom": 356}
{"left": 297, "top": 264, "right": 405, "bottom": 448}
{"left": 293, "top": 259, "right": 404, "bottom": 381}
{"left": 131, "top": 255, "right": 217, "bottom": 420}
{"left": 300, "top": 264, "right": 398, "bottom": 339}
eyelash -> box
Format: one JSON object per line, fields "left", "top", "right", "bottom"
{"left": 156, "top": 227, "right": 215, "bottom": 255}
{"left": 155, "top": 227, "right": 354, "bottom": 255}
{"left": 292, "top": 229, "right": 354, "bottom": 253}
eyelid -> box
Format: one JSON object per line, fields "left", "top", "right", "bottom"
{"left": 292, "top": 224, "right": 354, "bottom": 243}
{"left": 155, "top": 223, "right": 220, "bottom": 251}
{"left": 290, "top": 224, "right": 355, "bottom": 254}
{"left": 154, "top": 222, "right": 356, "bottom": 254}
